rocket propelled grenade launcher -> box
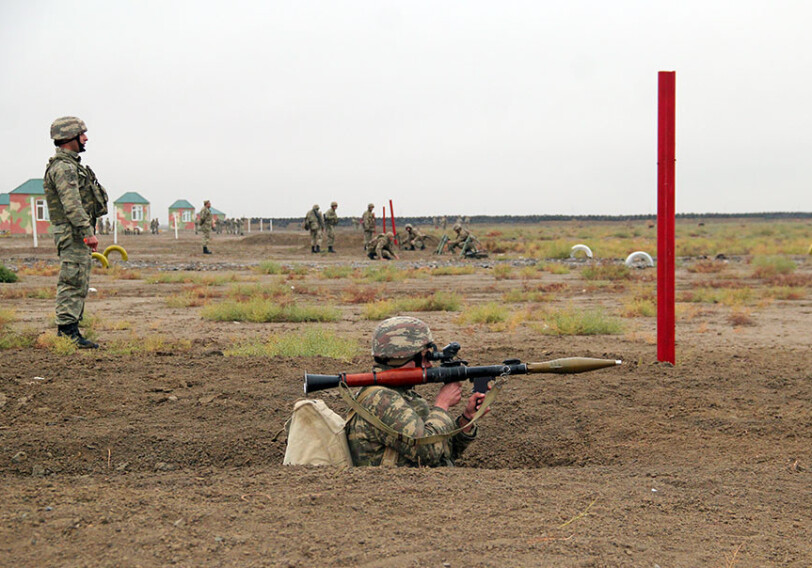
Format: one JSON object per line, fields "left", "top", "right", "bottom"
{"left": 304, "top": 342, "right": 621, "bottom": 394}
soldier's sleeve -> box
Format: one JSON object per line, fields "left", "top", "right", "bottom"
{"left": 362, "top": 388, "right": 456, "bottom": 466}
{"left": 52, "top": 162, "right": 93, "bottom": 238}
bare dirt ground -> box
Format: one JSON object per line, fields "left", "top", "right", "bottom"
{"left": 1, "top": 226, "right": 810, "bottom": 567}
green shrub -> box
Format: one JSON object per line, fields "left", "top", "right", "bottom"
{"left": 459, "top": 302, "right": 508, "bottom": 324}
{"left": 536, "top": 307, "right": 623, "bottom": 335}
{"left": 201, "top": 298, "right": 340, "bottom": 322}
{"left": 751, "top": 255, "right": 796, "bottom": 278}
{"left": 582, "top": 263, "right": 631, "bottom": 281}
{"left": 0, "top": 263, "right": 18, "bottom": 283}
{"left": 256, "top": 261, "right": 283, "bottom": 275}
{"left": 226, "top": 328, "right": 360, "bottom": 360}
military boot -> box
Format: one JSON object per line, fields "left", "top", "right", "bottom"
{"left": 58, "top": 323, "right": 99, "bottom": 349}
{"left": 311, "top": 246, "right": 316, "bottom": 253}
{"left": 328, "top": 246, "right": 335, "bottom": 253}
{"left": 203, "top": 246, "right": 212, "bottom": 254}
{"left": 315, "top": 245, "right": 321, "bottom": 253}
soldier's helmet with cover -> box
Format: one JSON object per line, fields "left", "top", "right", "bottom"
{"left": 331, "top": 201, "right": 338, "bottom": 207}
{"left": 404, "top": 223, "right": 413, "bottom": 231}
{"left": 452, "top": 223, "right": 462, "bottom": 232}
{"left": 50, "top": 116, "right": 87, "bottom": 141}
{"left": 367, "top": 203, "right": 374, "bottom": 210}
{"left": 313, "top": 204, "right": 319, "bottom": 210}
{"left": 372, "top": 316, "right": 434, "bottom": 360}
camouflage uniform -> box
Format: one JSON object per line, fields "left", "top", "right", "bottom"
{"left": 361, "top": 204, "right": 376, "bottom": 248}
{"left": 366, "top": 233, "right": 397, "bottom": 260}
{"left": 199, "top": 203, "right": 213, "bottom": 252}
{"left": 447, "top": 224, "right": 473, "bottom": 255}
{"left": 304, "top": 205, "right": 324, "bottom": 252}
{"left": 346, "top": 317, "right": 478, "bottom": 467}
{"left": 43, "top": 118, "right": 108, "bottom": 330}
{"left": 324, "top": 202, "right": 338, "bottom": 252}
{"left": 403, "top": 225, "right": 427, "bottom": 250}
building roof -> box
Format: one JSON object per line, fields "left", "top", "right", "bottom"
{"left": 114, "top": 191, "right": 149, "bottom": 205}
{"left": 210, "top": 207, "right": 226, "bottom": 216}
{"left": 0, "top": 193, "right": 9, "bottom": 206}
{"left": 9, "top": 179, "right": 45, "bottom": 195}
{"left": 169, "top": 199, "right": 194, "bottom": 209}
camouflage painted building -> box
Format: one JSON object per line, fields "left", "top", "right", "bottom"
{"left": 168, "top": 199, "right": 195, "bottom": 230}
{"left": 114, "top": 192, "right": 150, "bottom": 233}
{"left": 0, "top": 193, "right": 9, "bottom": 233}
{"left": 7, "top": 179, "right": 50, "bottom": 235}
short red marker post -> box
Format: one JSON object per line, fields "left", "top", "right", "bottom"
{"left": 657, "top": 71, "right": 676, "bottom": 364}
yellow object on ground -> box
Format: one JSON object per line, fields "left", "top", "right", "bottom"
{"left": 91, "top": 251, "right": 109, "bottom": 268}
{"left": 103, "top": 245, "right": 129, "bottom": 261}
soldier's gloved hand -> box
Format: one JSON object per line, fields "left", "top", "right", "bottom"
{"left": 83, "top": 235, "right": 99, "bottom": 252}
{"left": 434, "top": 381, "right": 462, "bottom": 411}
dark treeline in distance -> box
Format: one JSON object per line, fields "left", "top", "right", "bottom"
{"left": 258, "top": 211, "right": 811, "bottom": 229}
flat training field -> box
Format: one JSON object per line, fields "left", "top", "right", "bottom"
{"left": 1, "top": 218, "right": 810, "bottom": 567}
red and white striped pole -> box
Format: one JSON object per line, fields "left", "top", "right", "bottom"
{"left": 657, "top": 71, "right": 676, "bottom": 364}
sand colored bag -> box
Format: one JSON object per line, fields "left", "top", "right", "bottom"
{"left": 283, "top": 399, "right": 353, "bottom": 467}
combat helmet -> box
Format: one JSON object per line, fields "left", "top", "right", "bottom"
{"left": 372, "top": 316, "right": 434, "bottom": 360}
{"left": 331, "top": 201, "right": 338, "bottom": 207}
{"left": 404, "top": 223, "right": 413, "bottom": 231}
{"left": 313, "top": 204, "right": 319, "bottom": 210}
{"left": 367, "top": 203, "right": 374, "bottom": 209}
{"left": 452, "top": 223, "right": 462, "bottom": 231}
{"left": 50, "top": 116, "right": 87, "bottom": 141}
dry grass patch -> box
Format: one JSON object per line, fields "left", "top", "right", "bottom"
{"left": 147, "top": 272, "right": 239, "bottom": 285}
{"left": 17, "top": 262, "right": 58, "bottom": 277}
{"left": 429, "top": 266, "right": 476, "bottom": 276}
{"left": 0, "top": 286, "right": 55, "bottom": 299}
{"left": 686, "top": 259, "right": 727, "bottom": 274}
{"left": 727, "top": 307, "right": 755, "bottom": 327}
{"left": 106, "top": 333, "right": 193, "bottom": 355}
{"left": 342, "top": 284, "right": 382, "bottom": 304}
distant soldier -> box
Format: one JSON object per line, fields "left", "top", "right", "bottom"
{"left": 324, "top": 201, "right": 339, "bottom": 253}
{"left": 199, "top": 200, "right": 214, "bottom": 254}
{"left": 447, "top": 223, "right": 475, "bottom": 256}
{"left": 194, "top": 213, "right": 200, "bottom": 235}
{"left": 304, "top": 204, "right": 324, "bottom": 253}
{"left": 361, "top": 203, "right": 376, "bottom": 249}
{"left": 402, "top": 224, "right": 427, "bottom": 250}
{"left": 43, "top": 116, "right": 108, "bottom": 349}
{"left": 97, "top": 218, "right": 104, "bottom": 235}
{"left": 366, "top": 232, "right": 400, "bottom": 260}
{"left": 105, "top": 218, "right": 111, "bottom": 235}
{"left": 441, "top": 216, "right": 447, "bottom": 230}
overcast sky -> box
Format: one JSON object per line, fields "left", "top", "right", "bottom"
{"left": 1, "top": 0, "right": 809, "bottom": 221}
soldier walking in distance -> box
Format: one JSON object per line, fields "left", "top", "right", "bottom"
{"left": 199, "top": 200, "right": 214, "bottom": 254}
{"left": 304, "top": 204, "right": 325, "bottom": 253}
{"left": 346, "top": 316, "right": 486, "bottom": 467}
{"left": 43, "top": 116, "right": 109, "bottom": 349}
{"left": 361, "top": 203, "right": 376, "bottom": 250}
{"left": 324, "top": 201, "right": 339, "bottom": 253}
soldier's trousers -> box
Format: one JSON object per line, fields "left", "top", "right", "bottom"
{"left": 363, "top": 230, "right": 374, "bottom": 247}
{"left": 201, "top": 227, "right": 211, "bottom": 248}
{"left": 325, "top": 226, "right": 336, "bottom": 247}
{"left": 53, "top": 225, "right": 91, "bottom": 326}
{"left": 310, "top": 229, "right": 322, "bottom": 247}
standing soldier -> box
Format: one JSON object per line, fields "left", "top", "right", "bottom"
{"left": 324, "top": 201, "right": 339, "bottom": 253}
{"left": 361, "top": 203, "right": 376, "bottom": 250}
{"left": 304, "top": 204, "right": 324, "bottom": 253}
{"left": 43, "top": 116, "right": 108, "bottom": 349}
{"left": 199, "top": 200, "right": 214, "bottom": 254}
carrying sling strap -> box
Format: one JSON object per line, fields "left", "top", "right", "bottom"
{"left": 339, "top": 377, "right": 505, "bottom": 465}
